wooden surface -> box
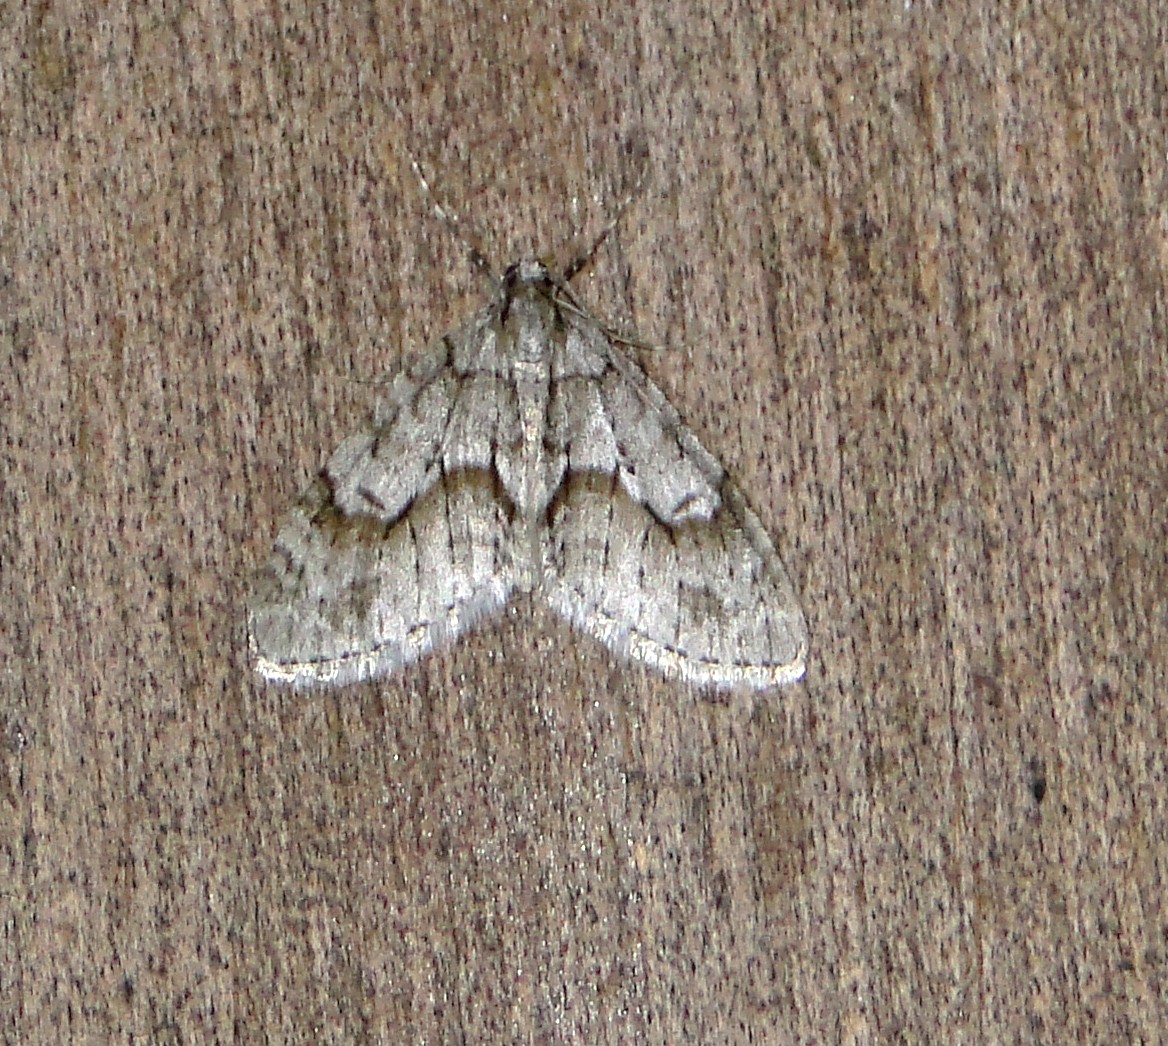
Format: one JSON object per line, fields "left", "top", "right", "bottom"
{"left": 3, "top": 1, "right": 1165, "bottom": 1042}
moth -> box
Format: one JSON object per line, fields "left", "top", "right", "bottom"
{"left": 248, "top": 258, "right": 808, "bottom": 689}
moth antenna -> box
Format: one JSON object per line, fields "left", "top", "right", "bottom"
{"left": 561, "top": 151, "right": 650, "bottom": 284}
{"left": 408, "top": 153, "right": 497, "bottom": 285}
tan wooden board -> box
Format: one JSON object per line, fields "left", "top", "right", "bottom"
{"left": 2, "top": 2, "right": 1164, "bottom": 1041}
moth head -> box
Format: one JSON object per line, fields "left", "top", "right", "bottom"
{"left": 504, "top": 259, "right": 554, "bottom": 286}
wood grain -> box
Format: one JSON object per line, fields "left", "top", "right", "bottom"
{"left": 3, "top": 1, "right": 1165, "bottom": 1041}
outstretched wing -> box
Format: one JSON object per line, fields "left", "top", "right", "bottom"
{"left": 540, "top": 338, "right": 807, "bottom": 690}
{"left": 248, "top": 311, "right": 520, "bottom": 687}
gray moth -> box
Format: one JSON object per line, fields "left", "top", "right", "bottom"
{"left": 248, "top": 259, "right": 808, "bottom": 689}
